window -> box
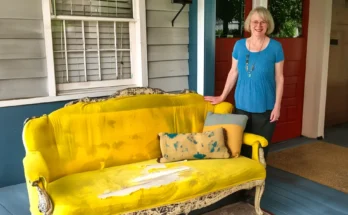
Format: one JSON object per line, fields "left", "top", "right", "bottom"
{"left": 43, "top": 0, "right": 147, "bottom": 96}
{"left": 268, "top": 0, "right": 303, "bottom": 38}
{"left": 216, "top": 0, "right": 246, "bottom": 38}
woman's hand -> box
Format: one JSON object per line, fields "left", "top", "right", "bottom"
{"left": 204, "top": 95, "right": 224, "bottom": 105}
{"left": 204, "top": 57, "right": 238, "bottom": 106}
{"left": 270, "top": 105, "right": 280, "bottom": 122}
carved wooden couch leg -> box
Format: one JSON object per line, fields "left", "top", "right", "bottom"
{"left": 32, "top": 178, "right": 53, "bottom": 215}
{"left": 254, "top": 181, "right": 265, "bottom": 215}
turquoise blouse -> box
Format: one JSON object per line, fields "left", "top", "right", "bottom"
{"left": 232, "top": 38, "right": 284, "bottom": 113}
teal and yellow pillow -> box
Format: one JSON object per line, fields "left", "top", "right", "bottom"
{"left": 203, "top": 112, "right": 248, "bottom": 158}
{"left": 158, "top": 127, "right": 230, "bottom": 163}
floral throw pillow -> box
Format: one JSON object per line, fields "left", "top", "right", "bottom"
{"left": 158, "top": 127, "right": 230, "bottom": 163}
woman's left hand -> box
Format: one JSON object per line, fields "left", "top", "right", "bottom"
{"left": 270, "top": 106, "right": 280, "bottom": 122}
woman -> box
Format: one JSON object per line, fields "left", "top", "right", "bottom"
{"left": 205, "top": 6, "right": 284, "bottom": 159}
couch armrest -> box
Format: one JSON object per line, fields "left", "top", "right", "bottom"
{"left": 213, "top": 102, "right": 234, "bottom": 114}
{"left": 23, "top": 151, "right": 50, "bottom": 184}
{"left": 23, "top": 151, "right": 54, "bottom": 215}
{"left": 242, "top": 133, "right": 268, "bottom": 167}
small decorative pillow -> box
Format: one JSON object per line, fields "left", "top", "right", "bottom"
{"left": 203, "top": 112, "right": 248, "bottom": 158}
{"left": 158, "top": 127, "right": 230, "bottom": 163}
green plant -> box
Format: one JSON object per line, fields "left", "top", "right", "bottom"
{"left": 269, "top": 0, "right": 302, "bottom": 38}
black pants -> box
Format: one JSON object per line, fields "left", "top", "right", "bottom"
{"left": 235, "top": 108, "right": 276, "bottom": 159}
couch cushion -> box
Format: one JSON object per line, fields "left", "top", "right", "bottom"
{"left": 24, "top": 93, "right": 232, "bottom": 181}
{"left": 203, "top": 112, "right": 248, "bottom": 158}
{"left": 158, "top": 127, "right": 230, "bottom": 163}
{"left": 45, "top": 157, "right": 265, "bottom": 215}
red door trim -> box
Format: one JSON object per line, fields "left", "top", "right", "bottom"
{"left": 244, "top": 0, "right": 252, "bottom": 38}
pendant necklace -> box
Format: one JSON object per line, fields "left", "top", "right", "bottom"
{"left": 245, "top": 37, "right": 265, "bottom": 77}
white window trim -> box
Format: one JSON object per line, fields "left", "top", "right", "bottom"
{"left": 0, "top": 87, "right": 132, "bottom": 108}
{"left": 0, "top": 0, "right": 148, "bottom": 108}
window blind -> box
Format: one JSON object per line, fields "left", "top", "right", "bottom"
{"left": 52, "top": 0, "right": 133, "bottom": 18}
{"left": 52, "top": 20, "right": 131, "bottom": 84}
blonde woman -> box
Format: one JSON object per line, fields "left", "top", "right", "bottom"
{"left": 205, "top": 6, "right": 284, "bottom": 159}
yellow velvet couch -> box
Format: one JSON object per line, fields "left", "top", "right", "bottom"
{"left": 22, "top": 88, "right": 268, "bottom": 215}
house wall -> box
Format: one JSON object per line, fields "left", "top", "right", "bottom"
{"left": 0, "top": 0, "right": 48, "bottom": 100}
{"left": 0, "top": 0, "right": 190, "bottom": 188}
{"left": 325, "top": 0, "right": 348, "bottom": 127}
{"left": 146, "top": 0, "right": 189, "bottom": 92}
{"left": 0, "top": 102, "right": 67, "bottom": 187}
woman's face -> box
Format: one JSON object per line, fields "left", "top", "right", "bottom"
{"left": 250, "top": 12, "right": 268, "bottom": 36}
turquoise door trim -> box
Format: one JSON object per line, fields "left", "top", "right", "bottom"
{"left": 204, "top": 0, "right": 216, "bottom": 96}
{"left": 188, "top": 0, "right": 216, "bottom": 96}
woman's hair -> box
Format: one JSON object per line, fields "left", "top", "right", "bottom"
{"left": 244, "top": 6, "right": 275, "bottom": 35}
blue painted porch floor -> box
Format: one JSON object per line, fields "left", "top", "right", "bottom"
{"left": 261, "top": 123, "right": 348, "bottom": 215}
{"left": 261, "top": 167, "right": 348, "bottom": 215}
{"left": 1, "top": 124, "right": 348, "bottom": 215}
{"left": 0, "top": 183, "right": 28, "bottom": 215}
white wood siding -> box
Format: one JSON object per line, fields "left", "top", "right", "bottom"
{"left": 146, "top": 0, "right": 190, "bottom": 92}
{"left": 0, "top": 0, "right": 43, "bottom": 19}
{"left": 0, "top": 0, "right": 47, "bottom": 100}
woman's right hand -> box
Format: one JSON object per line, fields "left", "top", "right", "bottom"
{"left": 204, "top": 95, "right": 224, "bottom": 105}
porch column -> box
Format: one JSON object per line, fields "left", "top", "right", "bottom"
{"left": 189, "top": 0, "right": 215, "bottom": 96}
{"left": 197, "top": 0, "right": 205, "bottom": 95}
{"left": 302, "top": 0, "right": 332, "bottom": 138}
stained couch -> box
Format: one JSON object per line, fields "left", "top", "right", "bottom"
{"left": 22, "top": 88, "right": 268, "bottom": 215}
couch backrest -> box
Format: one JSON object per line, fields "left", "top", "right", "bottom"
{"left": 23, "top": 92, "right": 232, "bottom": 181}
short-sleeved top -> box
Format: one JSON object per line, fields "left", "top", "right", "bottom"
{"left": 232, "top": 38, "right": 284, "bottom": 113}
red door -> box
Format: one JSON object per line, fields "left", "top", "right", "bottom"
{"left": 215, "top": 0, "right": 310, "bottom": 143}
{"left": 268, "top": 0, "right": 309, "bottom": 143}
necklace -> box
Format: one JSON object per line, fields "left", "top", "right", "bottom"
{"left": 245, "top": 37, "right": 265, "bottom": 77}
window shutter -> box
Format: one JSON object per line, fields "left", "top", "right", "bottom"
{"left": 52, "top": 0, "right": 133, "bottom": 18}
